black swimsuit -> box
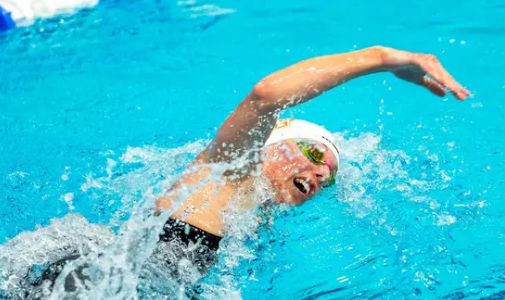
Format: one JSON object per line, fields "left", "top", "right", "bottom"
{"left": 160, "top": 218, "right": 222, "bottom": 252}
{"left": 27, "top": 218, "right": 222, "bottom": 298}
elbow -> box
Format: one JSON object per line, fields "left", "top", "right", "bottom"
{"left": 250, "top": 79, "right": 279, "bottom": 111}
{"left": 251, "top": 79, "right": 273, "bottom": 100}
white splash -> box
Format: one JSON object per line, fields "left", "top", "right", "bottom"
{"left": 176, "top": 0, "right": 236, "bottom": 19}
{"left": 0, "top": 131, "right": 465, "bottom": 299}
{"left": 0, "top": 214, "right": 115, "bottom": 298}
{"left": 436, "top": 214, "right": 457, "bottom": 226}
{"left": 0, "top": 0, "right": 99, "bottom": 25}
{"left": 60, "top": 192, "right": 75, "bottom": 211}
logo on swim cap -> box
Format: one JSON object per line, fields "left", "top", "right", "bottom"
{"left": 265, "top": 119, "right": 340, "bottom": 167}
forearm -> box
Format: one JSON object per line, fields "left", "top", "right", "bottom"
{"left": 253, "top": 46, "right": 386, "bottom": 109}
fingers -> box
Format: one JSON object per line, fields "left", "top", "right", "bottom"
{"left": 402, "top": 73, "right": 447, "bottom": 97}
{"left": 389, "top": 50, "right": 471, "bottom": 100}
{"left": 414, "top": 54, "right": 470, "bottom": 100}
{"left": 422, "top": 76, "right": 446, "bottom": 97}
{"left": 395, "top": 69, "right": 450, "bottom": 98}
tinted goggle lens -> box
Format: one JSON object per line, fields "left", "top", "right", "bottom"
{"left": 296, "top": 141, "right": 336, "bottom": 187}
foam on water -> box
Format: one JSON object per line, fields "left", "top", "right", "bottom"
{"left": 0, "top": 131, "right": 484, "bottom": 299}
{"left": 0, "top": 0, "right": 98, "bottom": 25}
{"left": 176, "top": 0, "right": 236, "bottom": 19}
{"left": 0, "top": 214, "right": 115, "bottom": 298}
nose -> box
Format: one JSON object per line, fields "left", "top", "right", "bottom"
{"left": 314, "top": 164, "right": 330, "bottom": 183}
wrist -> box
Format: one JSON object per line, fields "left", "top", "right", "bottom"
{"left": 372, "top": 46, "right": 416, "bottom": 72}
{"left": 356, "top": 45, "right": 389, "bottom": 74}
{"left": 367, "top": 46, "right": 390, "bottom": 72}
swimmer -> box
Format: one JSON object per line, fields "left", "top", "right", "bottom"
{"left": 153, "top": 46, "right": 469, "bottom": 279}
{"left": 31, "top": 46, "right": 469, "bottom": 298}
{"left": 148, "top": 46, "right": 470, "bottom": 294}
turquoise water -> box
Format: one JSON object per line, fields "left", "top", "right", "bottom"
{"left": 1, "top": 0, "right": 504, "bottom": 299}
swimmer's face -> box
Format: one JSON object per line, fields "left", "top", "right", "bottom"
{"left": 262, "top": 139, "right": 338, "bottom": 205}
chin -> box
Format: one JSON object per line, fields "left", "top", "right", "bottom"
{"left": 274, "top": 188, "right": 306, "bottom": 205}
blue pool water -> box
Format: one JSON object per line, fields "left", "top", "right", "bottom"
{"left": 1, "top": 0, "right": 505, "bottom": 299}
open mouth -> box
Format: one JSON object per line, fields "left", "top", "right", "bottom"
{"left": 293, "top": 177, "right": 313, "bottom": 196}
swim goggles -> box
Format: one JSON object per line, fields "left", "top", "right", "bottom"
{"left": 296, "top": 141, "right": 337, "bottom": 187}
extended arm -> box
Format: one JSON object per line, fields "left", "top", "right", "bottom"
{"left": 207, "top": 46, "right": 469, "bottom": 165}
{"left": 155, "top": 46, "right": 470, "bottom": 212}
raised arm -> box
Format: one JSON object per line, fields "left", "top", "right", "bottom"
{"left": 206, "top": 46, "right": 470, "bottom": 165}
{"left": 156, "top": 46, "right": 470, "bottom": 212}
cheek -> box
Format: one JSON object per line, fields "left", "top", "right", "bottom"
{"left": 266, "top": 162, "right": 296, "bottom": 184}
{"left": 276, "top": 149, "right": 306, "bottom": 176}
{"left": 265, "top": 146, "right": 309, "bottom": 180}
{"left": 280, "top": 162, "right": 298, "bottom": 177}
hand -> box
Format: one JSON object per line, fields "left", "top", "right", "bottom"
{"left": 379, "top": 47, "right": 470, "bottom": 100}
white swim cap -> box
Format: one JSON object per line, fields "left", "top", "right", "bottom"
{"left": 265, "top": 119, "right": 340, "bottom": 168}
